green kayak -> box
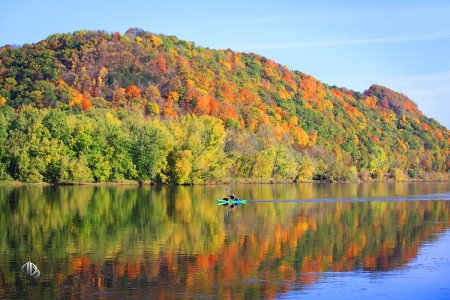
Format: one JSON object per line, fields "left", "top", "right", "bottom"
{"left": 216, "top": 199, "right": 247, "bottom": 205}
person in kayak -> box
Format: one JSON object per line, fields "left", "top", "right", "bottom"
{"left": 229, "top": 193, "right": 239, "bottom": 200}
{"left": 221, "top": 192, "right": 239, "bottom": 210}
{"left": 221, "top": 194, "right": 239, "bottom": 201}
{"left": 223, "top": 188, "right": 239, "bottom": 201}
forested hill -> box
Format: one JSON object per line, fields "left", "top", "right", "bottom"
{"left": 0, "top": 28, "right": 448, "bottom": 183}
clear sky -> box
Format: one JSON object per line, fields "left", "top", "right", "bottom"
{"left": 1, "top": 0, "right": 449, "bottom": 128}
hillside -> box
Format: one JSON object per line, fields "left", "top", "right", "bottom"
{"left": 0, "top": 28, "right": 448, "bottom": 183}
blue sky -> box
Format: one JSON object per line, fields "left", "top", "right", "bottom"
{"left": 1, "top": 0, "right": 449, "bottom": 127}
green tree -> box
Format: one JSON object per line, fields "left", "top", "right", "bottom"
{"left": 295, "top": 154, "right": 315, "bottom": 182}
{"left": 169, "top": 115, "right": 228, "bottom": 184}
{"left": 128, "top": 118, "right": 173, "bottom": 183}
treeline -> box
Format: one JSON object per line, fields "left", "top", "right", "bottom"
{"left": 0, "top": 105, "right": 446, "bottom": 184}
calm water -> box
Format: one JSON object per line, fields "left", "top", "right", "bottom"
{"left": 0, "top": 182, "right": 449, "bottom": 299}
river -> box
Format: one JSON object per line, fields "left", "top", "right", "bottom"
{"left": 0, "top": 182, "right": 449, "bottom": 299}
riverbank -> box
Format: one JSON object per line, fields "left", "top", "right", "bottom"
{"left": 1, "top": 174, "right": 448, "bottom": 186}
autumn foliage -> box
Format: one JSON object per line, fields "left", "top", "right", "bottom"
{"left": 0, "top": 28, "right": 448, "bottom": 183}
{"left": 126, "top": 85, "right": 141, "bottom": 99}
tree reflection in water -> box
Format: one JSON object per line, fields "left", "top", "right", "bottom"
{"left": 0, "top": 183, "right": 449, "bottom": 299}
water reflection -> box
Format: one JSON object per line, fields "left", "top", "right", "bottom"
{"left": 0, "top": 183, "right": 449, "bottom": 299}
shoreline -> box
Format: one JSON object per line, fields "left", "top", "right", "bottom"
{"left": 1, "top": 178, "right": 449, "bottom": 187}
